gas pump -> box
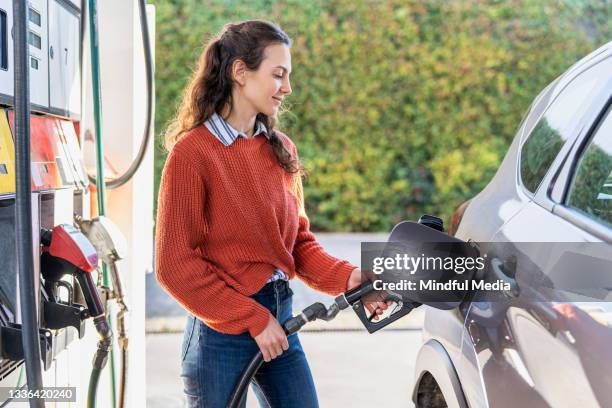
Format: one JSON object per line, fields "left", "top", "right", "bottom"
{"left": 0, "top": 0, "right": 154, "bottom": 406}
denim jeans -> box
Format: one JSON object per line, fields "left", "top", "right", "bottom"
{"left": 180, "top": 279, "right": 319, "bottom": 408}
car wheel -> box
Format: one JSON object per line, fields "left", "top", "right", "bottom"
{"left": 416, "top": 372, "right": 448, "bottom": 408}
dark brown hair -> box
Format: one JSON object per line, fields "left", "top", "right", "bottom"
{"left": 164, "top": 20, "right": 301, "bottom": 173}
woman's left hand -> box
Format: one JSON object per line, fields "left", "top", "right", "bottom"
{"left": 347, "top": 268, "right": 392, "bottom": 321}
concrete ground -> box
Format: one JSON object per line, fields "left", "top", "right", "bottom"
{"left": 146, "top": 329, "right": 421, "bottom": 407}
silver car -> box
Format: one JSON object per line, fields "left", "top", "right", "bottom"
{"left": 411, "top": 41, "right": 612, "bottom": 408}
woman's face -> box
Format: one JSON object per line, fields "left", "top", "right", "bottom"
{"left": 241, "top": 43, "right": 292, "bottom": 117}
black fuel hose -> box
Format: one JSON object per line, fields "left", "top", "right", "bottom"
{"left": 87, "top": 368, "right": 103, "bottom": 408}
{"left": 86, "top": 0, "right": 154, "bottom": 189}
{"left": 227, "top": 303, "right": 331, "bottom": 408}
{"left": 13, "top": 1, "right": 45, "bottom": 406}
{"left": 227, "top": 354, "right": 262, "bottom": 408}
{"left": 87, "top": 315, "right": 113, "bottom": 408}
{"left": 118, "top": 348, "right": 128, "bottom": 408}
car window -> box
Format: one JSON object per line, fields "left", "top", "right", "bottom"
{"left": 520, "top": 79, "right": 558, "bottom": 139}
{"left": 520, "top": 59, "right": 611, "bottom": 193}
{"left": 566, "top": 107, "right": 612, "bottom": 227}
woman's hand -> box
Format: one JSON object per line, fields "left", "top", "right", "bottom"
{"left": 347, "top": 268, "right": 392, "bottom": 321}
{"left": 253, "top": 315, "right": 289, "bottom": 362}
{"left": 347, "top": 267, "right": 364, "bottom": 291}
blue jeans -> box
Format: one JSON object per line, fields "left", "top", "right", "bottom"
{"left": 180, "top": 280, "right": 319, "bottom": 408}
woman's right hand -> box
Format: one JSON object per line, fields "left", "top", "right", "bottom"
{"left": 253, "top": 315, "right": 289, "bottom": 362}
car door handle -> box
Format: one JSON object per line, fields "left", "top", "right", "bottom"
{"left": 490, "top": 257, "right": 520, "bottom": 298}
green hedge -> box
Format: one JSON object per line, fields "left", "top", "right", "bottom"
{"left": 151, "top": 0, "right": 611, "bottom": 231}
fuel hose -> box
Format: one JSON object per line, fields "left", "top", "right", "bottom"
{"left": 87, "top": 0, "right": 154, "bottom": 189}
{"left": 13, "top": 0, "right": 45, "bottom": 406}
{"left": 86, "top": 0, "right": 116, "bottom": 405}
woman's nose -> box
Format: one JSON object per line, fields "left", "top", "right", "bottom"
{"left": 281, "top": 78, "right": 292, "bottom": 95}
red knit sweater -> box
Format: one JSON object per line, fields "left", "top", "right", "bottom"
{"left": 155, "top": 125, "right": 356, "bottom": 337}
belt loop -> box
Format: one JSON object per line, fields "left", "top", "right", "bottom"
{"left": 273, "top": 282, "right": 281, "bottom": 319}
{"left": 274, "top": 278, "right": 286, "bottom": 293}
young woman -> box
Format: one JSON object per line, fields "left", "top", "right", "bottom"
{"left": 155, "top": 20, "right": 388, "bottom": 407}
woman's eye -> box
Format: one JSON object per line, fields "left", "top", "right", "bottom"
{"left": 274, "top": 74, "right": 283, "bottom": 79}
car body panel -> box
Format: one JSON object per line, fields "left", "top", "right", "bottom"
{"left": 413, "top": 41, "right": 612, "bottom": 407}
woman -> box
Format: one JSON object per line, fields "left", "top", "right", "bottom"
{"left": 155, "top": 20, "right": 388, "bottom": 407}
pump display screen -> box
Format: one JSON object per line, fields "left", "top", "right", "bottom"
{"left": 29, "top": 7, "right": 41, "bottom": 27}
{"left": 0, "top": 9, "right": 7, "bottom": 70}
{"left": 28, "top": 31, "right": 42, "bottom": 50}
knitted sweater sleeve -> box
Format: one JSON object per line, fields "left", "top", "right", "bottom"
{"left": 155, "top": 148, "right": 271, "bottom": 337}
{"left": 289, "top": 152, "right": 357, "bottom": 296}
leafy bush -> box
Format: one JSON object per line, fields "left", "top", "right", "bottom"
{"left": 152, "top": 0, "right": 611, "bottom": 231}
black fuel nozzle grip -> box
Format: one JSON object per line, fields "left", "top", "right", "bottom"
{"left": 336, "top": 281, "right": 375, "bottom": 309}
{"left": 74, "top": 269, "right": 105, "bottom": 319}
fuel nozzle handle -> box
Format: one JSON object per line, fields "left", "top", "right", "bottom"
{"left": 75, "top": 269, "right": 105, "bottom": 318}
{"left": 335, "top": 281, "right": 375, "bottom": 310}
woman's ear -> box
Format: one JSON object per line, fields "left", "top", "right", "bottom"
{"left": 231, "top": 59, "right": 247, "bottom": 86}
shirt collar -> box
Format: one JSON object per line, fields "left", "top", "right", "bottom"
{"left": 204, "top": 112, "right": 269, "bottom": 146}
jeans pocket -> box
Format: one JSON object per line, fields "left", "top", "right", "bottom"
{"left": 181, "top": 316, "right": 197, "bottom": 362}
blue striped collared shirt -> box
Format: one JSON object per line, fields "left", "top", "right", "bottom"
{"left": 204, "top": 112, "right": 269, "bottom": 146}
{"left": 204, "top": 112, "right": 289, "bottom": 283}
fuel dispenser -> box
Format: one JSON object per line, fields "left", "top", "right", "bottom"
{"left": 0, "top": 0, "right": 154, "bottom": 406}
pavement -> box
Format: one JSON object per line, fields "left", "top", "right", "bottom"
{"left": 146, "top": 232, "right": 424, "bottom": 407}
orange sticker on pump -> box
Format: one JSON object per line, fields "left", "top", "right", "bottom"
{"left": 0, "top": 109, "right": 16, "bottom": 195}
{"left": 7, "top": 110, "right": 64, "bottom": 191}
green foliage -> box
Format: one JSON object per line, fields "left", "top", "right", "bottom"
{"left": 151, "top": 0, "right": 611, "bottom": 231}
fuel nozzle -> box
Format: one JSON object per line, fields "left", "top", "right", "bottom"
{"left": 332, "top": 216, "right": 445, "bottom": 334}
{"left": 41, "top": 224, "right": 104, "bottom": 318}
{"left": 75, "top": 215, "right": 129, "bottom": 344}
{"left": 40, "top": 224, "right": 113, "bottom": 369}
